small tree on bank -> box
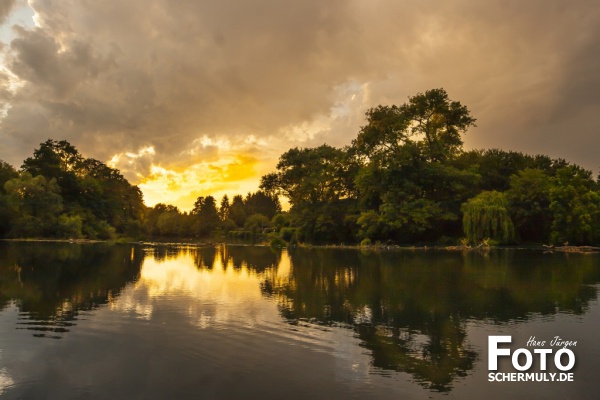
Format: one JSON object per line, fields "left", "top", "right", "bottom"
{"left": 462, "top": 191, "right": 514, "bottom": 245}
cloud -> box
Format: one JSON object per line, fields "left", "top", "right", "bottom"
{"left": 0, "top": 0, "right": 599, "bottom": 195}
{"left": 0, "top": 0, "right": 15, "bottom": 24}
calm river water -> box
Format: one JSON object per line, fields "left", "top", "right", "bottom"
{"left": 1, "top": 242, "right": 599, "bottom": 399}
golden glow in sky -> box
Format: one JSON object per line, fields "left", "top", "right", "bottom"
{"left": 136, "top": 153, "right": 261, "bottom": 211}
{"left": 106, "top": 135, "right": 279, "bottom": 210}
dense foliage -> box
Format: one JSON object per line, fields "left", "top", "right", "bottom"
{"left": 143, "top": 191, "right": 281, "bottom": 239}
{"left": 461, "top": 191, "right": 514, "bottom": 244}
{"left": 2, "top": 89, "right": 599, "bottom": 245}
{"left": 263, "top": 89, "right": 600, "bottom": 246}
{"left": 1, "top": 140, "right": 144, "bottom": 239}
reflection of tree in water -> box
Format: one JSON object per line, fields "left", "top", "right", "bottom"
{"left": 3, "top": 243, "right": 598, "bottom": 390}
{"left": 147, "top": 244, "right": 191, "bottom": 263}
{"left": 190, "top": 246, "right": 217, "bottom": 269}
{"left": 0, "top": 242, "right": 144, "bottom": 339}
{"left": 231, "top": 245, "right": 281, "bottom": 272}
{"left": 356, "top": 317, "right": 474, "bottom": 391}
{"left": 188, "top": 245, "right": 281, "bottom": 273}
{"left": 268, "top": 249, "right": 600, "bottom": 392}
{"left": 222, "top": 245, "right": 281, "bottom": 272}
{"left": 460, "top": 251, "right": 600, "bottom": 319}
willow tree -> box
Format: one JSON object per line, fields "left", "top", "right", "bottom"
{"left": 461, "top": 191, "right": 514, "bottom": 244}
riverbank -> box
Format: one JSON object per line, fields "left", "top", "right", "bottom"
{"left": 0, "top": 238, "right": 105, "bottom": 244}
{"left": 3, "top": 237, "right": 600, "bottom": 253}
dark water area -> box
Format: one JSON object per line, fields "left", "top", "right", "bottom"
{"left": 0, "top": 242, "right": 599, "bottom": 399}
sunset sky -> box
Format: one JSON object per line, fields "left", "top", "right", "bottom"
{"left": 0, "top": 0, "right": 599, "bottom": 211}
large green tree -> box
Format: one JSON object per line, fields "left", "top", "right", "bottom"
{"left": 22, "top": 139, "right": 144, "bottom": 237}
{"left": 21, "top": 139, "right": 83, "bottom": 204}
{"left": 79, "top": 158, "right": 144, "bottom": 233}
{"left": 401, "top": 88, "right": 476, "bottom": 162}
{"left": 7, "top": 139, "right": 145, "bottom": 238}
{"left": 261, "top": 145, "right": 358, "bottom": 243}
{"left": 350, "top": 88, "right": 478, "bottom": 242}
{"left": 352, "top": 89, "right": 476, "bottom": 163}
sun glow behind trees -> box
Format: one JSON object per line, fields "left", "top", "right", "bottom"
{"left": 102, "top": 132, "right": 295, "bottom": 214}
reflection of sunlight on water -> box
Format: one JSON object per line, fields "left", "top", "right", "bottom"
{"left": 109, "top": 296, "right": 153, "bottom": 320}
{"left": 109, "top": 247, "right": 277, "bottom": 328}
{"left": 353, "top": 306, "right": 373, "bottom": 325}
{"left": 138, "top": 249, "right": 265, "bottom": 303}
{"left": 0, "top": 344, "right": 13, "bottom": 394}
{"left": 0, "top": 367, "right": 14, "bottom": 395}
{"left": 276, "top": 252, "right": 291, "bottom": 278}
{"left": 99, "top": 247, "right": 387, "bottom": 387}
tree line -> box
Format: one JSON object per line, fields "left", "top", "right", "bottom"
{"left": 1, "top": 88, "right": 599, "bottom": 245}
{"left": 260, "top": 88, "right": 600, "bottom": 246}
{"left": 144, "top": 191, "right": 282, "bottom": 239}
{"left": 0, "top": 140, "right": 144, "bottom": 239}
{"left": 0, "top": 139, "right": 282, "bottom": 241}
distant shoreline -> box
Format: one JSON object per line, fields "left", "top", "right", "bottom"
{"left": 0, "top": 238, "right": 105, "bottom": 244}
{"left": 2, "top": 238, "right": 599, "bottom": 253}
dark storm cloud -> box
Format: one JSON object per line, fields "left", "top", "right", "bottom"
{"left": 9, "top": 26, "right": 113, "bottom": 97}
{"left": 0, "top": 0, "right": 599, "bottom": 174}
{"left": 1, "top": 0, "right": 362, "bottom": 167}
